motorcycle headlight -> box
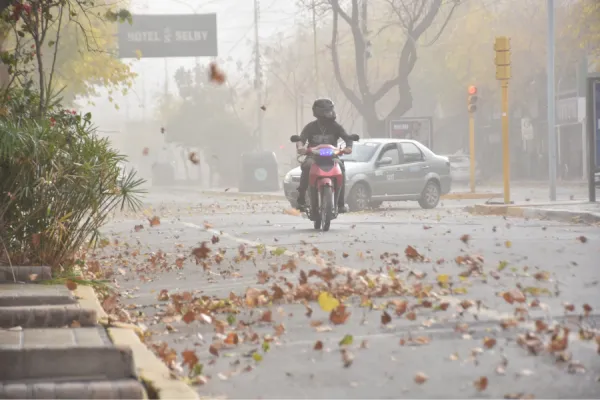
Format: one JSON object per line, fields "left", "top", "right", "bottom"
{"left": 284, "top": 172, "right": 292, "bottom": 183}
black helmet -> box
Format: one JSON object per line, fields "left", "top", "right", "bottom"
{"left": 312, "top": 98, "right": 336, "bottom": 120}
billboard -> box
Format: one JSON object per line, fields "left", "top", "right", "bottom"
{"left": 118, "top": 14, "right": 218, "bottom": 58}
{"left": 388, "top": 117, "right": 433, "bottom": 150}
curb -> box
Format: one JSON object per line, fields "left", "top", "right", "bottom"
{"left": 440, "top": 192, "right": 502, "bottom": 200}
{"left": 75, "top": 285, "right": 199, "bottom": 400}
{"left": 108, "top": 328, "right": 199, "bottom": 400}
{"left": 200, "top": 190, "right": 504, "bottom": 202}
{"left": 465, "top": 204, "right": 600, "bottom": 224}
{"left": 201, "top": 190, "right": 286, "bottom": 201}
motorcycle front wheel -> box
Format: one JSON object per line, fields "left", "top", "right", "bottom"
{"left": 320, "top": 185, "right": 333, "bottom": 232}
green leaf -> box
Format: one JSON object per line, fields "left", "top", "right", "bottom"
{"left": 262, "top": 341, "right": 270, "bottom": 352}
{"left": 252, "top": 352, "right": 263, "bottom": 362}
{"left": 226, "top": 314, "right": 236, "bottom": 325}
{"left": 191, "top": 363, "right": 203, "bottom": 377}
{"left": 339, "top": 334, "right": 353, "bottom": 346}
{"left": 271, "top": 247, "right": 286, "bottom": 256}
{"left": 48, "top": 41, "right": 55, "bottom": 47}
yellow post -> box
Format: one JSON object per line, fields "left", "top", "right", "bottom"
{"left": 469, "top": 114, "right": 476, "bottom": 193}
{"left": 501, "top": 80, "right": 510, "bottom": 204}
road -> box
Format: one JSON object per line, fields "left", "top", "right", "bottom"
{"left": 99, "top": 189, "right": 600, "bottom": 399}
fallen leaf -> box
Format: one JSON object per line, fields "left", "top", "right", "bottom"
{"left": 577, "top": 235, "right": 587, "bottom": 243}
{"left": 148, "top": 216, "right": 160, "bottom": 227}
{"left": 473, "top": 376, "right": 488, "bottom": 391}
{"left": 406, "top": 311, "right": 417, "bottom": 321}
{"left": 318, "top": 292, "right": 340, "bottom": 312}
{"left": 209, "top": 344, "right": 220, "bottom": 357}
{"left": 182, "top": 311, "right": 196, "bottom": 324}
{"left": 414, "top": 372, "right": 428, "bottom": 384}
{"left": 65, "top": 280, "right": 77, "bottom": 291}
{"left": 182, "top": 349, "right": 199, "bottom": 369}
{"left": 224, "top": 332, "right": 239, "bottom": 345}
{"left": 134, "top": 224, "right": 143, "bottom": 232}
{"left": 405, "top": 245, "right": 424, "bottom": 261}
{"left": 260, "top": 310, "right": 273, "bottom": 323}
{"left": 381, "top": 311, "right": 392, "bottom": 325}
{"left": 460, "top": 234, "right": 470, "bottom": 243}
{"left": 330, "top": 304, "right": 350, "bottom": 325}
{"left": 339, "top": 334, "right": 353, "bottom": 346}
{"left": 260, "top": 105, "right": 267, "bottom": 111}
{"left": 437, "top": 274, "right": 450, "bottom": 285}
{"left": 284, "top": 208, "right": 302, "bottom": 216}
{"left": 504, "top": 240, "right": 512, "bottom": 248}
{"left": 314, "top": 340, "right": 324, "bottom": 350}
{"left": 483, "top": 337, "right": 497, "bottom": 349}
{"left": 208, "top": 62, "right": 226, "bottom": 84}
{"left": 192, "top": 243, "right": 211, "bottom": 260}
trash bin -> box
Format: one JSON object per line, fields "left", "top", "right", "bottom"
{"left": 238, "top": 151, "right": 279, "bottom": 192}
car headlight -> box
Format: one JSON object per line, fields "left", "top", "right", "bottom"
{"left": 284, "top": 172, "right": 292, "bottom": 183}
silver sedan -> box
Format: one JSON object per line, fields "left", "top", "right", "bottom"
{"left": 283, "top": 138, "right": 452, "bottom": 212}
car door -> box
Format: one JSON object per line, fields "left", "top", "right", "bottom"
{"left": 398, "top": 142, "right": 429, "bottom": 195}
{"left": 371, "top": 143, "right": 402, "bottom": 196}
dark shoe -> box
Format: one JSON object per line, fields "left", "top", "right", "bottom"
{"left": 296, "top": 195, "right": 306, "bottom": 211}
{"left": 337, "top": 205, "right": 348, "bottom": 214}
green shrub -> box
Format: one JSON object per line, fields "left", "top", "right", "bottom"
{"left": 0, "top": 89, "right": 145, "bottom": 269}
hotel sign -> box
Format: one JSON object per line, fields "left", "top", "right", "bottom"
{"left": 118, "top": 14, "right": 218, "bottom": 58}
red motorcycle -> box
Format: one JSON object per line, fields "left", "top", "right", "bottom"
{"left": 290, "top": 134, "right": 359, "bottom": 231}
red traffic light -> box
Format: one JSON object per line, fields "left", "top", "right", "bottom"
{"left": 468, "top": 85, "right": 477, "bottom": 95}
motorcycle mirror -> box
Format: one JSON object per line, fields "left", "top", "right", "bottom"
{"left": 290, "top": 135, "right": 301, "bottom": 143}
{"left": 350, "top": 134, "right": 360, "bottom": 141}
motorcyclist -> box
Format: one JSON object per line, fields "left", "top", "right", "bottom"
{"left": 296, "top": 98, "right": 354, "bottom": 213}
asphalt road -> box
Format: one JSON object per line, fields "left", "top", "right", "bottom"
{"left": 100, "top": 189, "right": 600, "bottom": 399}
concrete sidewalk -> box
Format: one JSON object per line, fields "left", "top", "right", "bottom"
{"left": 465, "top": 200, "right": 600, "bottom": 224}
{"left": 0, "top": 267, "right": 198, "bottom": 399}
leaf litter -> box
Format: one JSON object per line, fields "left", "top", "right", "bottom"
{"left": 90, "top": 211, "right": 598, "bottom": 396}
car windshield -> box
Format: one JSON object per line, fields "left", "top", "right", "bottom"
{"left": 340, "top": 142, "right": 379, "bottom": 162}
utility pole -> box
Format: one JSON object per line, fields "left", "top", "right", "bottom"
{"left": 312, "top": 0, "right": 319, "bottom": 97}
{"left": 467, "top": 86, "right": 479, "bottom": 193}
{"left": 254, "top": 0, "right": 263, "bottom": 150}
{"left": 494, "top": 36, "right": 512, "bottom": 204}
{"left": 547, "top": 0, "right": 557, "bottom": 201}
{"left": 361, "top": 0, "right": 368, "bottom": 136}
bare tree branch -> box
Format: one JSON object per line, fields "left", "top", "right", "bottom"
{"left": 329, "top": 5, "right": 362, "bottom": 110}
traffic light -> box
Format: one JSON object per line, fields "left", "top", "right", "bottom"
{"left": 467, "top": 85, "right": 478, "bottom": 113}
{"left": 494, "top": 36, "right": 511, "bottom": 80}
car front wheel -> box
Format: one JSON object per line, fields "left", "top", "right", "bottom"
{"left": 418, "top": 180, "right": 440, "bottom": 209}
{"left": 348, "top": 183, "right": 371, "bottom": 212}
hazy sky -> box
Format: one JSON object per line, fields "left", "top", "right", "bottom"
{"left": 85, "top": 0, "right": 299, "bottom": 129}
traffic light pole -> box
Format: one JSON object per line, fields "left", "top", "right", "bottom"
{"left": 495, "top": 36, "right": 511, "bottom": 204}
{"left": 501, "top": 80, "right": 510, "bottom": 204}
{"left": 469, "top": 114, "right": 476, "bottom": 193}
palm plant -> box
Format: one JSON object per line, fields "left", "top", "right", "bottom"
{"left": 0, "top": 89, "right": 145, "bottom": 269}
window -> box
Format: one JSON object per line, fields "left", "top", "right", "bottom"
{"left": 400, "top": 142, "right": 423, "bottom": 163}
{"left": 378, "top": 145, "right": 400, "bottom": 165}
{"left": 340, "top": 142, "right": 379, "bottom": 162}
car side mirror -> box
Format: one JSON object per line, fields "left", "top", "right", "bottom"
{"left": 349, "top": 134, "right": 360, "bottom": 141}
{"left": 376, "top": 157, "right": 393, "bottom": 166}
{"left": 290, "top": 135, "right": 301, "bottom": 143}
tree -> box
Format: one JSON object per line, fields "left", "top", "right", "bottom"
{"left": 0, "top": 1, "right": 134, "bottom": 106}
{"left": 326, "top": 0, "right": 460, "bottom": 136}
{"left": 162, "top": 64, "right": 252, "bottom": 186}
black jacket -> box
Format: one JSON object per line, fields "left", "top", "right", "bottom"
{"left": 299, "top": 120, "right": 354, "bottom": 149}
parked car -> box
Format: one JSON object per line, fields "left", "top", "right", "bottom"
{"left": 442, "top": 154, "right": 482, "bottom": 183}
{"left": 282, "top": 138, "right": 452, "bottom": 212}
